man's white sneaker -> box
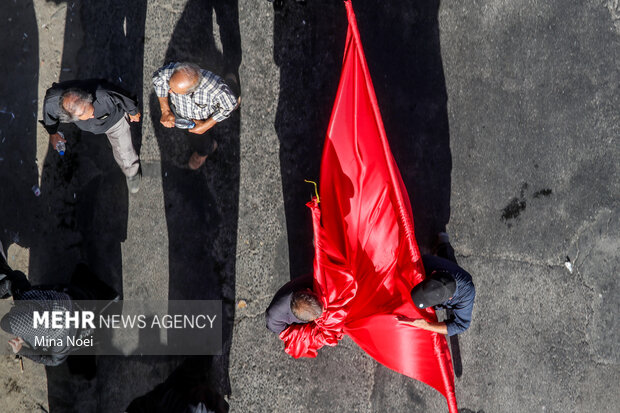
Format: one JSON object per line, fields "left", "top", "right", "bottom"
{"left": 126, "top": 172, "right": 141, "bottom": 194}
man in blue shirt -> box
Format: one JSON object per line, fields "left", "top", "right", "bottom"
{"left": 398, "top": 233, "right": 475, "bottom": 336}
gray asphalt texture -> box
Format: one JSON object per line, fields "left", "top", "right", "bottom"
{"left": 1, "top": 0, "right": 619, "bottom": 412}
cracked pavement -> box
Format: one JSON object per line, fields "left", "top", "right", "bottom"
{"left": 0, "top": 0, "right": 618, "bottom": 412}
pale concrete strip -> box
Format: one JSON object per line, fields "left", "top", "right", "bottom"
{"left": 229, "top": 2, "right": 375, "bottom": 412}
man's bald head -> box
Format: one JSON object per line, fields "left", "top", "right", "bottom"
{"left": 169, "top": 63, "right": 203, "bottom": 95}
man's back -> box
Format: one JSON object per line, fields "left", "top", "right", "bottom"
{"left": 265, "top": 274, "right": 314, "bottom": 334}
{"left": 422, "top": 254, "right": 475, "bottom": 336}
{"left": 42, "top": 79, "right": 138, "bottom": 135}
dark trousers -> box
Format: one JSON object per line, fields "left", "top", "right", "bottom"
{"left": 0, "top": 252, "right": 9, "bottom": 275}
{"left": 187, "top": 131, "right": 216, "bottom": 157}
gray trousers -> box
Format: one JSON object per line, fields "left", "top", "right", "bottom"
{"left": 105, "top": 117, "right": 140, "bottom": 177}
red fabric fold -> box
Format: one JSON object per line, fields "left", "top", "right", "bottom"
{"left": 281, "top": 1, "right": 457, "bottom": 411}
{"left": 281, "top": 200, "right": 355, "bottom": 358}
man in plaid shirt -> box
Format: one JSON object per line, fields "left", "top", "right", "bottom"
{"left": 0, "top": 241, "right": 118, "bottom": 366}
{"left": 152, "top": 62, "right": 239, "bottom": 169}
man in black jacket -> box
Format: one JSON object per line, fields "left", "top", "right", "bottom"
{"left": 42, "top": 79, "right": 142, "bottom": 193}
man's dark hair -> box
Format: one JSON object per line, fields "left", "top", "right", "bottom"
{"left": 290, "top": 290, "right": 323, "bottom": 322}
{"left": 59, "top": 88, "right": 94, "bottom": 122}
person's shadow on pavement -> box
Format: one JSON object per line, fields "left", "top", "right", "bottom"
{"left": 32, "top": 1, "right": 148, "bottom": 411}
{"left": 150, "top": 0, "right": 242, "bottom": 401}
{"left": 354, "top": 0, "right": 454, "bottom": 407}
{"left": 0, "top": 0, "right": 40, "bottom": 267}
{"left": 273, "top": 0, "right": 347, "bottom": 281}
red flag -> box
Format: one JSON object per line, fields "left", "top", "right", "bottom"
{"left": 281, "top": 1, "right": 457, "bottom": 411}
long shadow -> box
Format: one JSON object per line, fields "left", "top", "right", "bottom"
{"left": 31, "top": 1, "right": 147, "bottom": 411}
{"left": 0, "top": 1, "right": 39, "bottom": 262}
{"left": 353, "top": 0, "right": 453, "bottom": 409}
{"left": 274, "top": 0, "right": 451, "bottom": 269}
{"left": 151, "top": 0, "right": 241, "bottom": 399}
{"left": 354, "top": 1, "right": 452, "bottom": 251}
{"left": 124, "top": 357, "right": 229, "bottom": 413}
{"left": 273, "top": 1, "right": 347, "bottom": 279}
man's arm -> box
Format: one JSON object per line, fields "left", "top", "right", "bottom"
{"left": 444, "top": 271, "right": 475, "bottom": 336}
{"left": 152, "top": 63, "right": 177, "bottom": 127}
{"left": 189, "top": 82, "right": 239, "bottom": 134}
{"left": 42, "top": 89, "right": 61, "bottom": 135}
{"left": 396, "top": 316, "right": 448, "bottom": 335}
{"left": 18, "top": 347, "right": 68, "bottom": 367}
{"left": 209, "top": 83, "right": 239, "bottom": 123}
{"left": 396, "top": 300, "right": 474, "bottom": 336}
{"left": 157, "top": 97, "right": 175, "bottom": 128}
{"left": 10, "top": 337, "right": 67, "bottom": 367}
{"left": 188, "top": 117, "right": 217, "bottom": 134}
{"left": 444, "top": 297, "right": 474, "bottom": 336}
{"left": 41, "top": 89, "right": 66, "bottom": 149}
{"left": 106, "top": 89, "right": 139, "bottom": 116}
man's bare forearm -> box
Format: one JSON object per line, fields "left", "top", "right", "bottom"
{"left": 158, "top": 96, "right": 172, "bottom": 114}
{"left": 396, "top": 316, "right": 448, "bottom": 335}
{"left": 189, "top": 117, "right": 218, "bottom": 134}
{"left": 418, "top": 321, "right": 448, "bottom": 335}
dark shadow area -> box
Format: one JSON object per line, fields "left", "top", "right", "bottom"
{"left": 0, "top": 1, "right": 39, "bottom": 258}
{"left": 150, "top": 0, "right": 241, "bottom": 400}
{"left": 354, "top": 0, "right": 452, "bottom": 251}
{"left": 30, "top": 1, "right": 147, "bottom": 411}
{"left": 351, "top": 1, "right": 453, "bottom": 410}
{"left": 125, "top": 357, "right": 229, "bottom": 413}
{"left": 273, "top": 1, "right": 347, "bottom": 279}
{"left": 275, "top": 0, "right": 451, "bottom": 265}
{"left": 34, "top": 0, "right": 147, "bottom": 288}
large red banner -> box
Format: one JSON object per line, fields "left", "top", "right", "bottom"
{"left": 280, "top": 1, "right": 458, "bottom": 411}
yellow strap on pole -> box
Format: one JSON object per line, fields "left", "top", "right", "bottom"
{"left": 304, "top": 179, "right": 320, "bottom": 203}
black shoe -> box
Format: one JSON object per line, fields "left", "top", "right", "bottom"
{"left": 434, "top": 232, "right": 458, "bottom": 263}
{"left": 437, "top": 232, "right": 450, "bottom": 245}
{"left": 0, "top": 275, "right": 12, "bottom": 299}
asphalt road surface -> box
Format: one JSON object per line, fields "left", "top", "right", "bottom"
{"left": 0, "top": 1, "right": 618, "bottom": 412}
